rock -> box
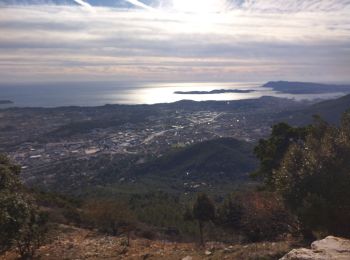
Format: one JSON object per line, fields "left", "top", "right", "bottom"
{"left": 280, "top": 236, "right": 350, "bottom": 260}
{"left": 205, "top": 250, "right": 212, "bottom": 255}
{"left": 280, "top": 248, "right": 329, "bottom": 260}
{"left": 223, "top": 247, "right": 231, "bottom": 253}
{"left": 311, "top": 236, "right": 350, "bottom": 253}
{"left": 142, "top": 253, "right": 152, "bottom": 259}
{"left": 182, "top": 256, "right": 193, "bottom": 260}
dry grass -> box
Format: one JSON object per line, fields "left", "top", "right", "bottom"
{"left": 0, "top": 225, "right": 294, "bottom": 260}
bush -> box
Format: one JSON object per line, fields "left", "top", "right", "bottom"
{"left": 0, "top": 154, "right": 48, "bottom": 258}
{"left": 139, "top": 229, "right": 157, "bottom": 240}
{"left": 217, "top": 192, "right": 293, "bottom": 242}
{"left": 16, "top": 210, "right": 49, "bottom": 259}
{"left": 82, "top": 199, "right": 136, "bottom": 237}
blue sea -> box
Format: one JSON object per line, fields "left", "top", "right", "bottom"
{"left": 0, "top": 81, "right": 345, "bottom": 108}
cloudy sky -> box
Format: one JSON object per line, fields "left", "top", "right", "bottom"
{"left": 0, "top": 0, "right": 350, "bottom": 83}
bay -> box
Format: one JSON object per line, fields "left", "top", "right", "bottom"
{"left": 0, "top": 81, "right": 345, "bottom": 108}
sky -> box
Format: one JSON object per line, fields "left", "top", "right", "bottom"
{"left": 0, "top": 0, "right": 350, "bottom": 83}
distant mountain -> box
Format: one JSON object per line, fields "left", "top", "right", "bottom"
{"left": 131, "top": 138, "right": 257, "bottom": 184}
{"left": 0, "top": 100, "right": 13, "bottom": 104}
{"left": 263, "top": 81, "right": 350, "bottom": 94}
{"left": 283, "top": 93, "right": 350, "bottom": 125}
{"left": 156, "top": 96, "right": 302, "bottom": 112}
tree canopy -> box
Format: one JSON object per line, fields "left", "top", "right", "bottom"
{"left": 253, "top": 122, "right": 308, "bottom": 188}
{"left": 254, "top": 112, "right": 350, "bottom": 238}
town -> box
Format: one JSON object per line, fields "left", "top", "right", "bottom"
{"left": 0, "top": 97, "right": 306, "bottom": 189}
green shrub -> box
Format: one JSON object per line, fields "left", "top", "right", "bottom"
{"left": 0, "top": 154, "right": 48, "bottom": 259}
{"left": 192, "top": 193, "right": 215, "bottom": 245}
{"left": 274, "top": 114, "right": 350, "bottom": 237}
{"left": 255, "top": 111, "right": 350, "bottom": 238}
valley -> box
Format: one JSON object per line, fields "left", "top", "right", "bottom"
{"left": 0, "top": 96, "right": 306, "bottom": 194}
{"left": 1, "top": 92, "right": 350, "bottom": 195}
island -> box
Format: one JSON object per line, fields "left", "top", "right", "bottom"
{"left": 174, "top": 89, "right": 255, "bottom": 95}
{"left": 0, "top": 100, "right": 13, "bottom": 104}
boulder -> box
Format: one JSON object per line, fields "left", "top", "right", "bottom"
{"left": 204, "top": 250, "right": 212, "bottom": 256}
{"left": 280, "top": 236, "right": 350, "bottom": 260}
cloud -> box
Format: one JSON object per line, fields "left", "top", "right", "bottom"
{"left": 238, "top": 0, "right": 350, "bottom": 12}
{"left": 0, "top": 3, "right": 349, "bottom": 83}
{"left": 3, "top": 0, "right": 350, "bottom": 12}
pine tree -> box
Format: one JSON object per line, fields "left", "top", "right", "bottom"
{"left": 192, "top": 193, "right": 215, "bottom": 246}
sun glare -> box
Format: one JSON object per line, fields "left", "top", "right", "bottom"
{"left": 172, "top": 0, "right": 228, "bottom": 14}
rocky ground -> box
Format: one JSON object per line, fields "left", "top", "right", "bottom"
{"left": 1, "top": 225, "right": 292, "bottom": 260}
{"left": 281, "top": 236, "right": 350, "bottom": 260}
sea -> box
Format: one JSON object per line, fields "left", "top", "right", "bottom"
{"left": 0, "top": 81, "right": 346, "bottom": 108}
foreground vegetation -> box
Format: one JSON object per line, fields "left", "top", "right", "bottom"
{"left": 0, "top": 155, "right": 48, "bottom": 259}
{"left": 254, "top": 112, "right": 350, "bottom": 239}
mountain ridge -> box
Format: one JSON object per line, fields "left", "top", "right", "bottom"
{"left": 263, "top": 81, "right": 350, "bottom": 94}
{"left": 282, "top": 93, "right": 350, "bottom": 125}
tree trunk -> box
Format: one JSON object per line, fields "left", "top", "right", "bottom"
{"left": 301, "top": 228, "right": 316, "bottom": 242}
{"left": 198, "top": 221, "right": 204, "bottom": 246}
{"left": 127, "top": 231, "right": 130, "bottom": 247}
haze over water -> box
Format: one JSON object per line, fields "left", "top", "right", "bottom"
{"left": 0, "top": 82, "right": 346, "bottom": 108}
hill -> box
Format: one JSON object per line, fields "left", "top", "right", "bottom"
{"left": 159, "top": 96, "right": 301, "bottom": 112}
{"left": 282, "top": 93, "right": 350, "bottom": 125}
{"left": 131, "top": 138, "right": 257, "bottom": 186}
{"left": 24, "top": 138, "right": 257, "bottom": 195}
{"left": 263, "top": 81, "right": 350, "bottom": 94}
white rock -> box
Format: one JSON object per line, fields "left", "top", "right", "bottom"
{"left": 311, "top": 236, "right": 350, "bottom": 253}
{"left": 205, "top": 250, "right": 212, "bottom": 255}
{"left": 280, "top": 236, "right": 350, "bottom": 260}
{"left": 182, "top": 256, "right": 192, "bottom": 260}
{"left": 280, "top": 248, "right": 331, "bottom": 260}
